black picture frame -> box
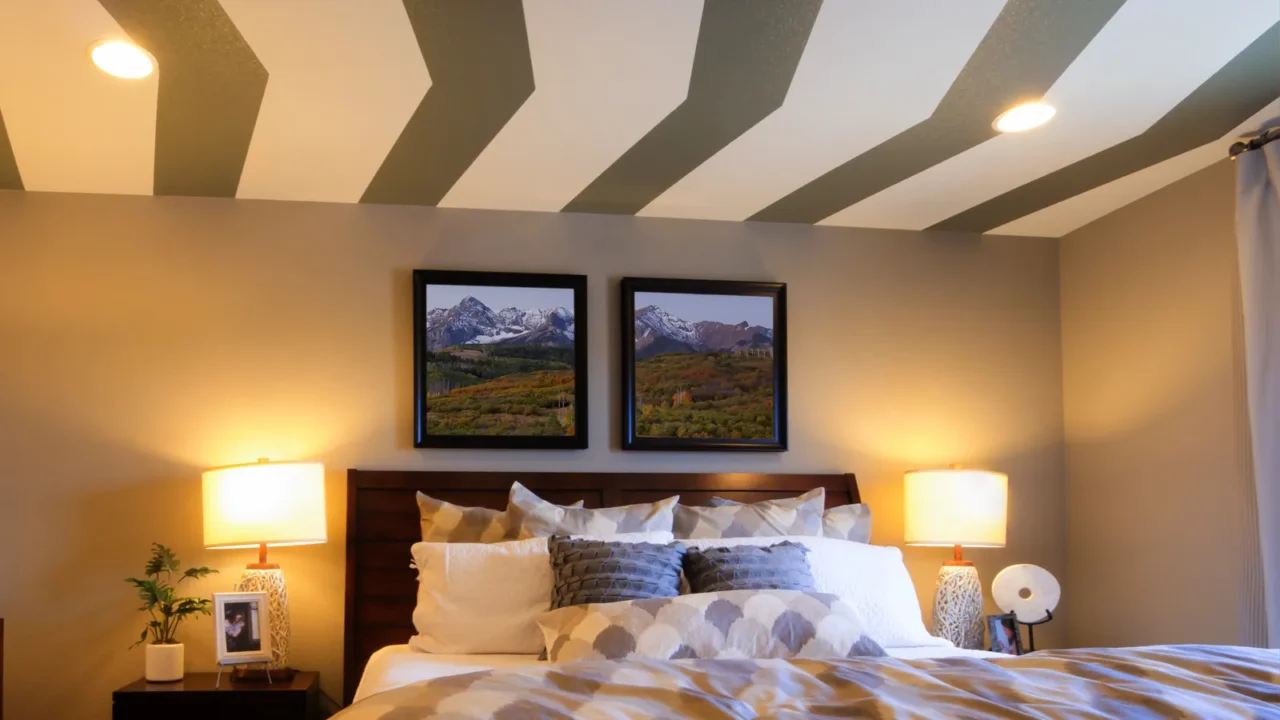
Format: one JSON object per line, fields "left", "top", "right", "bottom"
{"left": 621, "top": 277, "right": 787, "bottom": 452}
{"left": 987, "top": 613, "right": 1023, "bottom": 655}
{"left": 413, "top": 270, "right": 588, "bottom": 449}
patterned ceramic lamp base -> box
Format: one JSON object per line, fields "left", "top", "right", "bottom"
{"left": 241, "top": 568, "right": 291, "bottom": 669}
{"left": 932, "top": 564, "right": 985, "bottom": 649}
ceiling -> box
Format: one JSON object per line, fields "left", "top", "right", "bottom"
{"left": 0, "top": 0, "right": 1276, "bottom": 237}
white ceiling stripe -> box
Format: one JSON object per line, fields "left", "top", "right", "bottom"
{"left": 819, "top": 0, "right": 1277, "bottom": 232}
{"left": 636, "top": 0, "right": 1005, "bottom": 222}
{"left": 222, "top": 0, "right": 429, "bottom": 204}
{"left": 438, "top": 0, "right": 700, "bottom": 213}
{"left": 0, "top": 0, "right": 156, "bottom": 194}
{"left": 990, "top": 100, "right": 1280, "bottom": 237}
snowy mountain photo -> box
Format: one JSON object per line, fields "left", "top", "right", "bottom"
{"left": 626, "top": 287, "right": 783, "bottom": 447}
{"left": 425, "top": 294, "right": 575, "bottom": 351}
{"left": 418, "top": 279, "right": 583, "bottom": 443}
{"left": 633, "top": 304, "right": 773, "bottom": 359}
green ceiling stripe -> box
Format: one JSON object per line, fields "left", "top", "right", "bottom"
{"left": 562, "top": 0, "right": 822, "bottom": 216}
{"left": 930, "top": 24, "right": 1280, "bottom": 234}
{"left": 99, "top": 0, "right": 267, "bottom": 197}
{"left": 749, "top": 0, "right": 1125, "bottom": 225}
{"left": 361, "top": 0, "right": 534, "bottom": 206}
{"left": 0, "top": 109, "right": 21, "bottom": 190}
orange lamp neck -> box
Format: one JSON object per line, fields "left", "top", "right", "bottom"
{"left": 943, "top": 544, "right": 974, "bottom": 567}
{"left": 246, "top": 542, "right": 280, "bottom": 570}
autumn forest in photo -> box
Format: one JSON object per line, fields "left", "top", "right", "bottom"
{"left": 422, "top": 284, "right": 577, "bottom": 437}
{"left": 631, "top": 290, "right": 777, "bottom": 441}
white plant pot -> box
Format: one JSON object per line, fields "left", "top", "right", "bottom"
{"left": 145, "top": 643, "right": 184, "bottom": 682}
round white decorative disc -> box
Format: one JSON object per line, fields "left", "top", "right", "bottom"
{"left": 992, "top": 564, "right": 1060, "bottom": 622}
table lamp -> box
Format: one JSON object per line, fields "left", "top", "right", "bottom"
{"left": 903, "top": 468, "right": 1007, "bottom": 649}
{"left": 203, "top": 460, "right": 326, "bottom": 675}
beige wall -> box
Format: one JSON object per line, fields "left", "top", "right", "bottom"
{"left": 0, "top": 190, "right": 1066, "bottom": 718}
{"left": 1060, "top": 159, "right": 1264, "bottom": 648}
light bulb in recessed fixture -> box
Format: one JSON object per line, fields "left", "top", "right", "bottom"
{"left": 993, "top": 102, "right": 1055, "bottom": 133}
{"left": 90, "top": 40, "right": 154, "bottom": 79}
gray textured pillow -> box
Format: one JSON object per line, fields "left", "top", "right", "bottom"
{"left": 547, "top": 536, "right": 685, "bottom": 609}
{"left": 707, "top": 492, "right": 872, "bottom": 544}
{"left": 537, "top": 589, "right": 887, "bottom": 662}
{"left": 675, "top": 488, "right": 824, "bottom": 539}
{"left": 508, "top": 482, "right": 678, "bottom": 538}
{"left": 416, "top": 491, "right": 583, "bottom": 543}
{"left": 683, "top": 541, "right": 816, "bottom": 593}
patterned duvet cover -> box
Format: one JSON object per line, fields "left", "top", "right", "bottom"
{"left": 338, "top": 645, "right": 1279, "bottom": 719}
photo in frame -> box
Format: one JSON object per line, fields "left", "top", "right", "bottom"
{"left": 413, "top": 270, "right": 588, "bottom": 449}
{"left": 987, "top": 613, "right": 1023, "bottom": 655}
{"left": 214, "top": 591, "right": 271, "bottom": 666}
{"left": 621, "top": 277, "right": 787, "bottom": 451}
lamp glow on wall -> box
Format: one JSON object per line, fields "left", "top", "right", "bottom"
{"left": 904, "top": 468, "right": 1007, "bottom": 650}
{"left": 203, "top": 460, "right": 326, "bottom": 673}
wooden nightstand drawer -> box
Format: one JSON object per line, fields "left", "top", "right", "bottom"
{"left": 113, "top": 671, "right": 320, "bottom": 720}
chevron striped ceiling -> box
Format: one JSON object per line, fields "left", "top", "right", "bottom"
{"left": 1, "top": 1, "right": 1277, "bottom": 237}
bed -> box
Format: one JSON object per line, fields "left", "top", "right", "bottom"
{"left": 340, "top": 470, "right": 1280, "bottom": 718}
{"left": 343, "top": 469, "right": 865, "bottom": 703}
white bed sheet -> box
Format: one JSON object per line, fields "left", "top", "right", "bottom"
{"left": 353, "top": 644, "right": 1006, "bottom": 703}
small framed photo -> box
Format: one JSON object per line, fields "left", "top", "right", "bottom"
{"left": 214, "top": 592, "right": 271, "bottom": 665}
{"left": 987, "top": 613, "right": 1023, "bottom": 655}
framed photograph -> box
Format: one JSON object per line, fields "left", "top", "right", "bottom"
{"left": 621, "top": 277, "right": 787, "bottom": 451}
{"left": 414, "top": 270, "right": 588, "bottom": 449}
{"left": 987, "top": 613, "right": 1023, "bottom": 655}
{"left": 214, "top": 592, "right": 271, "bottom": 665}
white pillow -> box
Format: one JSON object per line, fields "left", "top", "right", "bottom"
{"left": 409, "top": 531, "right": 674, "bottom": 654}
{"left": 681, "top": 535, "right": 950, "bottom": 649}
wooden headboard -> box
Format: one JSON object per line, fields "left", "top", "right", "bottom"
{"left": 343, "top": 469, "right": 860, "bottom": 704}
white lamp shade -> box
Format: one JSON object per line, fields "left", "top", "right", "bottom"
{"left": 202, "top": 461, "right": 327, "bottom": 549}
{"left": 903, "top": 468, "right": 1007, "bottom": 548}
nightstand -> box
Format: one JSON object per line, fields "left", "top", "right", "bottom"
{"left": 113, "top": 671, "right": 320, "bottom": 720}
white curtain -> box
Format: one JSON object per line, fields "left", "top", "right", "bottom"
{"left": 1236, "top": 137, "right": 1280, "bottom": 648}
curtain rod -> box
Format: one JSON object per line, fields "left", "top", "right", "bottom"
{"left": 1229, "top": 126, "right": 1280, "bottom": 158}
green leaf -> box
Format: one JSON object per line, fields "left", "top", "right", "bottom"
{"left": 160, "top": 546, "right": 173, "bottom": 569}
{"left": 130, "top": 627, "right": 149, "bottom": 649}
{"left": 143, "top": 543, "right": 178, "bottom": 575}
{"left": 173, "top": 598, "right": 213, "bottom": 617}
{"left": 127, "top": 578, "right": 161, "bottom": 610}
{"left": 180, "top": 566, "right": 217, "bottom": 582}
{"left": 143, "top": 545, "right": 163, "bottom": 576}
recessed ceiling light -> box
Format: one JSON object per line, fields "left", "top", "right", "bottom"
{"left": 90, "top": 40, "right": 154, "bottom": 79}
{"left": 993, "top": 101, "right": 1056, "bottom": 133}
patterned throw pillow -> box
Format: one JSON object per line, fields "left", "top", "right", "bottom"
{"left": 508, "top": 482, "right": 678, "bottom": 538}
{"left": 416, "top": 491, "right": 584, "bottom": 543}
{"left": 683, "top": 541, "right": 816, "bottom": 593}
{"left": 707, "top": 492, "right": 873, "bottom": 544}
{"left": 537, "top": 589, "right": 887, "bottom": 662}
{"left": 547, "top": 536, "right": 685, "bottom": 609}
{"left": 674, "top": 488, "right": 824, "bottom": 539}
{"left": 822, "top": 503, "right": 873, "bottom": 543}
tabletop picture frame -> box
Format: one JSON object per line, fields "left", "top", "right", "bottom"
{"left": 987, "top": 613, "right": 1023, "bottom": 655}
{"left": 214, "top": 591, "right": 272, "bottom": 666}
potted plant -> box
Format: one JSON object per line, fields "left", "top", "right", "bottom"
{"left": 126, "top": 543, "right": 217, "bottom": 682}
